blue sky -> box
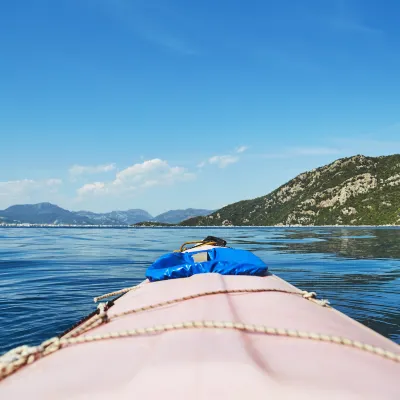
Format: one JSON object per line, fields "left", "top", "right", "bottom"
{"left": 1, "top": 0, "right": 400, "bottom": 215}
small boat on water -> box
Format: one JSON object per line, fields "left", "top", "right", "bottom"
{"left": 0, "top": 236, "right": 399, "bottom": 399}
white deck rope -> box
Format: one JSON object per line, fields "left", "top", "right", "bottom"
{"left": 93, "top": 282, "right": 144, "bottom": 303}
{"left": 1, "top": 285, "right": 398, "bottom": 383}
{"left": 66, "top": 288, "right": 317, "bottom": 340}
{"left": 0, "top": 287, "right": 335, "bottom": 381}
{"left": 81, "top": 289, "right": 330, "bottom": 339}
{"left": 301, "top": 291, "right": 330, "bottom": 307}
{"left": 1, "top": 319, "right": 399, "bottom": 381}
{"left": 109, "top": 288, "right": 331, "bottom": 320}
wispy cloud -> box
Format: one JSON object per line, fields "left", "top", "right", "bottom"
{"left": 69, "top": 163, "right": 116, "bottom": 177}
{"left": 208, "top": 155, "right": 239, "bottom": 168}
{"left": 263, "top": 146, "right": 343, "bottom": 159}
{"left": 330, "top": 18, "right": 383, "bottom": 36}
{"left": 198, "top": 145, "right": 248, "bottom": 169}
{"left": 77, "top": 158, "right": 195, "bottom": 198}
{"left": 289, "top": 147, "right": 342, "bottom": 156}
{"left": 324, "top": 122, "right": 400, "bottom": 156}
{"left": 235, "top": 145, "right": 249, "bottom": 154}
{"left": 329, "top": 0, "right": 383, "bottom": 36}
{"left": 94, "top": 0, "right": 198, "bottom": 55}
{"left": 0, "top": 178, "right": 62, "bottom": 196}
{"left": 329, "top": 138, "right": 400, "bottom": 156}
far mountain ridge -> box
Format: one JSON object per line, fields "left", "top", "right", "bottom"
{"left": 75, "top": 209, "right": 153, "bottom": 225}
{"left": 0, "top": 203, "right": 214, "bottom": 225}
{"left": 0, "top": 203, "right": 92, "bottom": 225}
{"left": 152, "top": 208, "right": 214, "bottom": 224}
{"left": 180, "top": 154, "right": 400, "bottom": 226}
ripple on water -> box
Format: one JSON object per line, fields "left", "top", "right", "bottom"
{"left": 0, "top": 226, "right": 399, "bottom": 353}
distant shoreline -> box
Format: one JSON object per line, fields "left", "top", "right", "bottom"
{"left": 1, "top": 224, "right": 399, "bottom": 228}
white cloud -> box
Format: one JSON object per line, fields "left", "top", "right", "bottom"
{"left": 209, "top": 155, "right": 239, "bottom": 168}
{"left": 77, "top": 182, "right": 107, "bottom": 196}
{"left": 0, "top": 178, "right": 62, "bottom": 208}
{"left": 69, "top": 163, "right": 116, "bottom": 176}
{"left": 236, "top": 145, "right": 249, "bottom": 154}
{"left": 199, "top": 145, "right": 248, "bottom": 169}
{"left": 114, "top": 159, "right": 167, "bottom": 185}
{"left": 77, "top": 158, "right": 195, "bottom": 198}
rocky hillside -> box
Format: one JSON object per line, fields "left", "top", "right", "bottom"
{"left": 181, "top": 154, "right": 400, "bottom": 226}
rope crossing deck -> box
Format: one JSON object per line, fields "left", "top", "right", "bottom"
{"left": 1, "top": 284, "right": 399, "bottom": 382}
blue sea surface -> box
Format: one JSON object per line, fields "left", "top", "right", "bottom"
{"left": 0, "top": 227, "right": 399, "bottom": 354}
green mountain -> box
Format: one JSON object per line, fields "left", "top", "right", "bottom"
{"left": 181, "top": 154, "right": 400, "bottom": 226}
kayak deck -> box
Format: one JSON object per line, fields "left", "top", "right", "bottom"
{"left": 1, "top": 268, "right": 399, "bottom": 398}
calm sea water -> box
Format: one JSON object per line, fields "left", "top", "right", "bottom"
{"left": 0, "top": 227, "right": 399, "bottom": 354}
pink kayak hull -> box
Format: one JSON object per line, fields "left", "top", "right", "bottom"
{"left": 1, "top": 248, "right": 399, "bottom": 399}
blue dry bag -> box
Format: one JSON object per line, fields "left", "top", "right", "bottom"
{"left": 145, "top": 247, "right": 268, "bottom": 282}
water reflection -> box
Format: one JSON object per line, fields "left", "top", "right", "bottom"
{"left": 226, "top": 227, "right": 400, "bottom": 343}
{"left": 273, "top": 228, "right": 400, "bottom": 259}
